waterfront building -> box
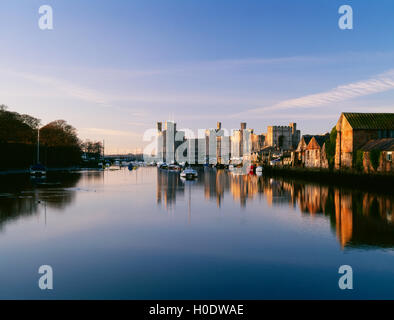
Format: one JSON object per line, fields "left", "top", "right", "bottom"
{"left": 293, "top": 134, "right": 329, "bottom": 168}
{"left": 165, "top": 121, "right": 176, "bottom": 164}
{"left": 360, "top": 138, "right": 394, "bottom": 172}
{"left": 156, "top": 121, "right": 185, "bottom": 164}
{"left": 156, "top": 120, "right": 300, "bottom": 165}
{"left": 156, "top": 122, "right": 164, "bottom": 162}
{"left": 205, "top": 122, "right": 229, "bottom": 165}
{"left": 205, "top": 128, "right": 218, "bottom": 165}
{"left": 220, "top": 135, "right": 231, "bottom": 165}
{"left": 258, "top": 134, "right": 266, "bottom": 148}
{"left": 231, "top": 129, "right": 242, "bottom": 161}
{"left": 335, "top": 113, "right": 394, "bottom": 169}
{"left": 187, "top": 138, "right": 206, "bottom": 164}
{"left": 266, "top": 122, "right": 300, "bottom": 150}
{"left": 230, "top": 122, "right": 256, "bottom": 162}
{"left": 242, "top": 128, "right": 259, "bottom": 161}
{"left": 294, "top": 135, "right": 313, "bottom": 166}
{"left": 304, "top": 134, "right": 330, "bottom": 168}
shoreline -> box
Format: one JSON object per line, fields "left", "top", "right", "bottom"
{"left": 0, "top": 167, "right": 102, "bottom": 175}
{"left": 262, "top": 166, "right": 394, "bottom": 195}
{"left": 1, "top": 165, "right": 393, "bottom": 194}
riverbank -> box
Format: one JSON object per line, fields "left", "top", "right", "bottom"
{"left": 263, "top": 166, "right": 394, "bottom": 194}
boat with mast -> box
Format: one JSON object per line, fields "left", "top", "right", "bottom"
{"left": 30, "top": 127, "right": 47, "bottom": 177}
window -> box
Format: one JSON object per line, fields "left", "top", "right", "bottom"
{"left": 378, "top": 130, "right": 390, "bottom": 138}
{"left": 387, "top": 152, "right": 392, "bottom": 162}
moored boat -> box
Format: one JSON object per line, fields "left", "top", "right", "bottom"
{"left": 158, "top": 162, "right": 168, "bottom": 170}
{"left": 30, "top": 163, "right": 47, "bottom": 177}
{"left": 30, "top": 127, "right": 46, "bottom": 177}
{"left": 180, "top": 168, "right": 198, "bottom": 180}
{"left": 168, "top": 164, "right": 181, "bottom": 172}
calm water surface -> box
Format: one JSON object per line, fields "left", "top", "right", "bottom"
{"left": 0, "top": 167, "right": 393, "bottom": 299}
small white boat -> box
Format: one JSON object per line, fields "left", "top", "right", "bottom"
{"left": 180, "top": 168, "right": 198, "bottom": 179}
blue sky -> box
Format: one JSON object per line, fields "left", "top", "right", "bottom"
{"left": 1, "top": 0, "right": 394, "bottom": 153}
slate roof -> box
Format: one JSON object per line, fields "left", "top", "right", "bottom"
{"left": 360, "top": 138, "right": 394, "bottom": 152}
{"left": 301, "top": 135, "right": 313, "bottom": 145}
{"left": 343, "top": 113, "right": 394, "bottom": 130}
{"left": 313, "top": 134, "right": 330, "bottom": 147}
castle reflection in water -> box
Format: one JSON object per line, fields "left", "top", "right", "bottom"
{"left": 156, "top": 168, "right": 394, "bottom": 249}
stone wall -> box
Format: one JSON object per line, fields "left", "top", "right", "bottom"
{"left": 304, "top": 138, "right": 328, "bottom": 168}
{"left": 266, "top": 124, "right": 300, "bottom": 150}
{"left": 363, "top": 151, "right": 394, "bottom": 173}
{"left": 335, "top": 115, "right": 354, "bottom": 168}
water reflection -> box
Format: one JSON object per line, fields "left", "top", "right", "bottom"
{"left": 156, "top": 168, "right": 394, "bottom": 249}
{"left": 0, "top": 172, "right": 84, "bottom": 230}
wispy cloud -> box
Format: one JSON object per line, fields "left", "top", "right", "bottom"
{"left": 3, "top": 68, "right": 269, "bottom": 108}
{"left": 238, "top": 69, "right": 394, "bottom": 117}
{"left": 6, "top": 53, "right": 394, "bottom": 112}
{"left": 8, "top": 71, "right": 109, "bottom": 105}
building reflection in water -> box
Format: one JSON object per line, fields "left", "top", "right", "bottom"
{"left": 156, "top": 168, "right": 394, "bottom": 249}
{"left": 156, "top": 170, "right": 185, "bottom": 209}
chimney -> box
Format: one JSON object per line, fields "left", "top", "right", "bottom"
{"left": 240, "top": 122, "right": 246, "bottom": 130}
{"left": 217, "top": 122, "right": 222, "bottom": 130}
{"left": 157, "top": 122, "right": 162, "bottom": 132}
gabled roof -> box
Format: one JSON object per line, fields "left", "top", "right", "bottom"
{"left": 360, "top": 138, "right": 394, "bottom": 152}
{"left": 298, "top": 134, "right": 328, "bottom": 151}
{"left": 301, "top": 135, "right": 313, "bottom": 145}
{"left": 313, "top": 134, "right": 330, "bottom": 147}
{"left": 306, "top": 134, "right": 329, "bottom": 149}
{"left": 343, "top": 113, "right": 394, "bottom": 130}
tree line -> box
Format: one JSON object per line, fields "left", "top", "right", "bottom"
{"left": 0, "top": 105, "right": 103, "bottom": 169}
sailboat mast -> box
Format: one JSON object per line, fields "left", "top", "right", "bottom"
{"left": 37, "top": 128, "right": 40, "bottom": 164}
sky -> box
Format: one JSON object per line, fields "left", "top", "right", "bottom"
{"left": 1, "top": 0, "right": 394, "bottom": 153}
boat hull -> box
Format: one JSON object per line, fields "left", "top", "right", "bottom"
{"left": 181, "top": 173, "right": 197, "bottom": 180}
{"left": 30, "top": 170, "right": 46, "bottom": 177}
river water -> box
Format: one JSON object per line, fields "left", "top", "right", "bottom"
{"left": 0, "top": 167, "right": 393, "bottom": 299}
